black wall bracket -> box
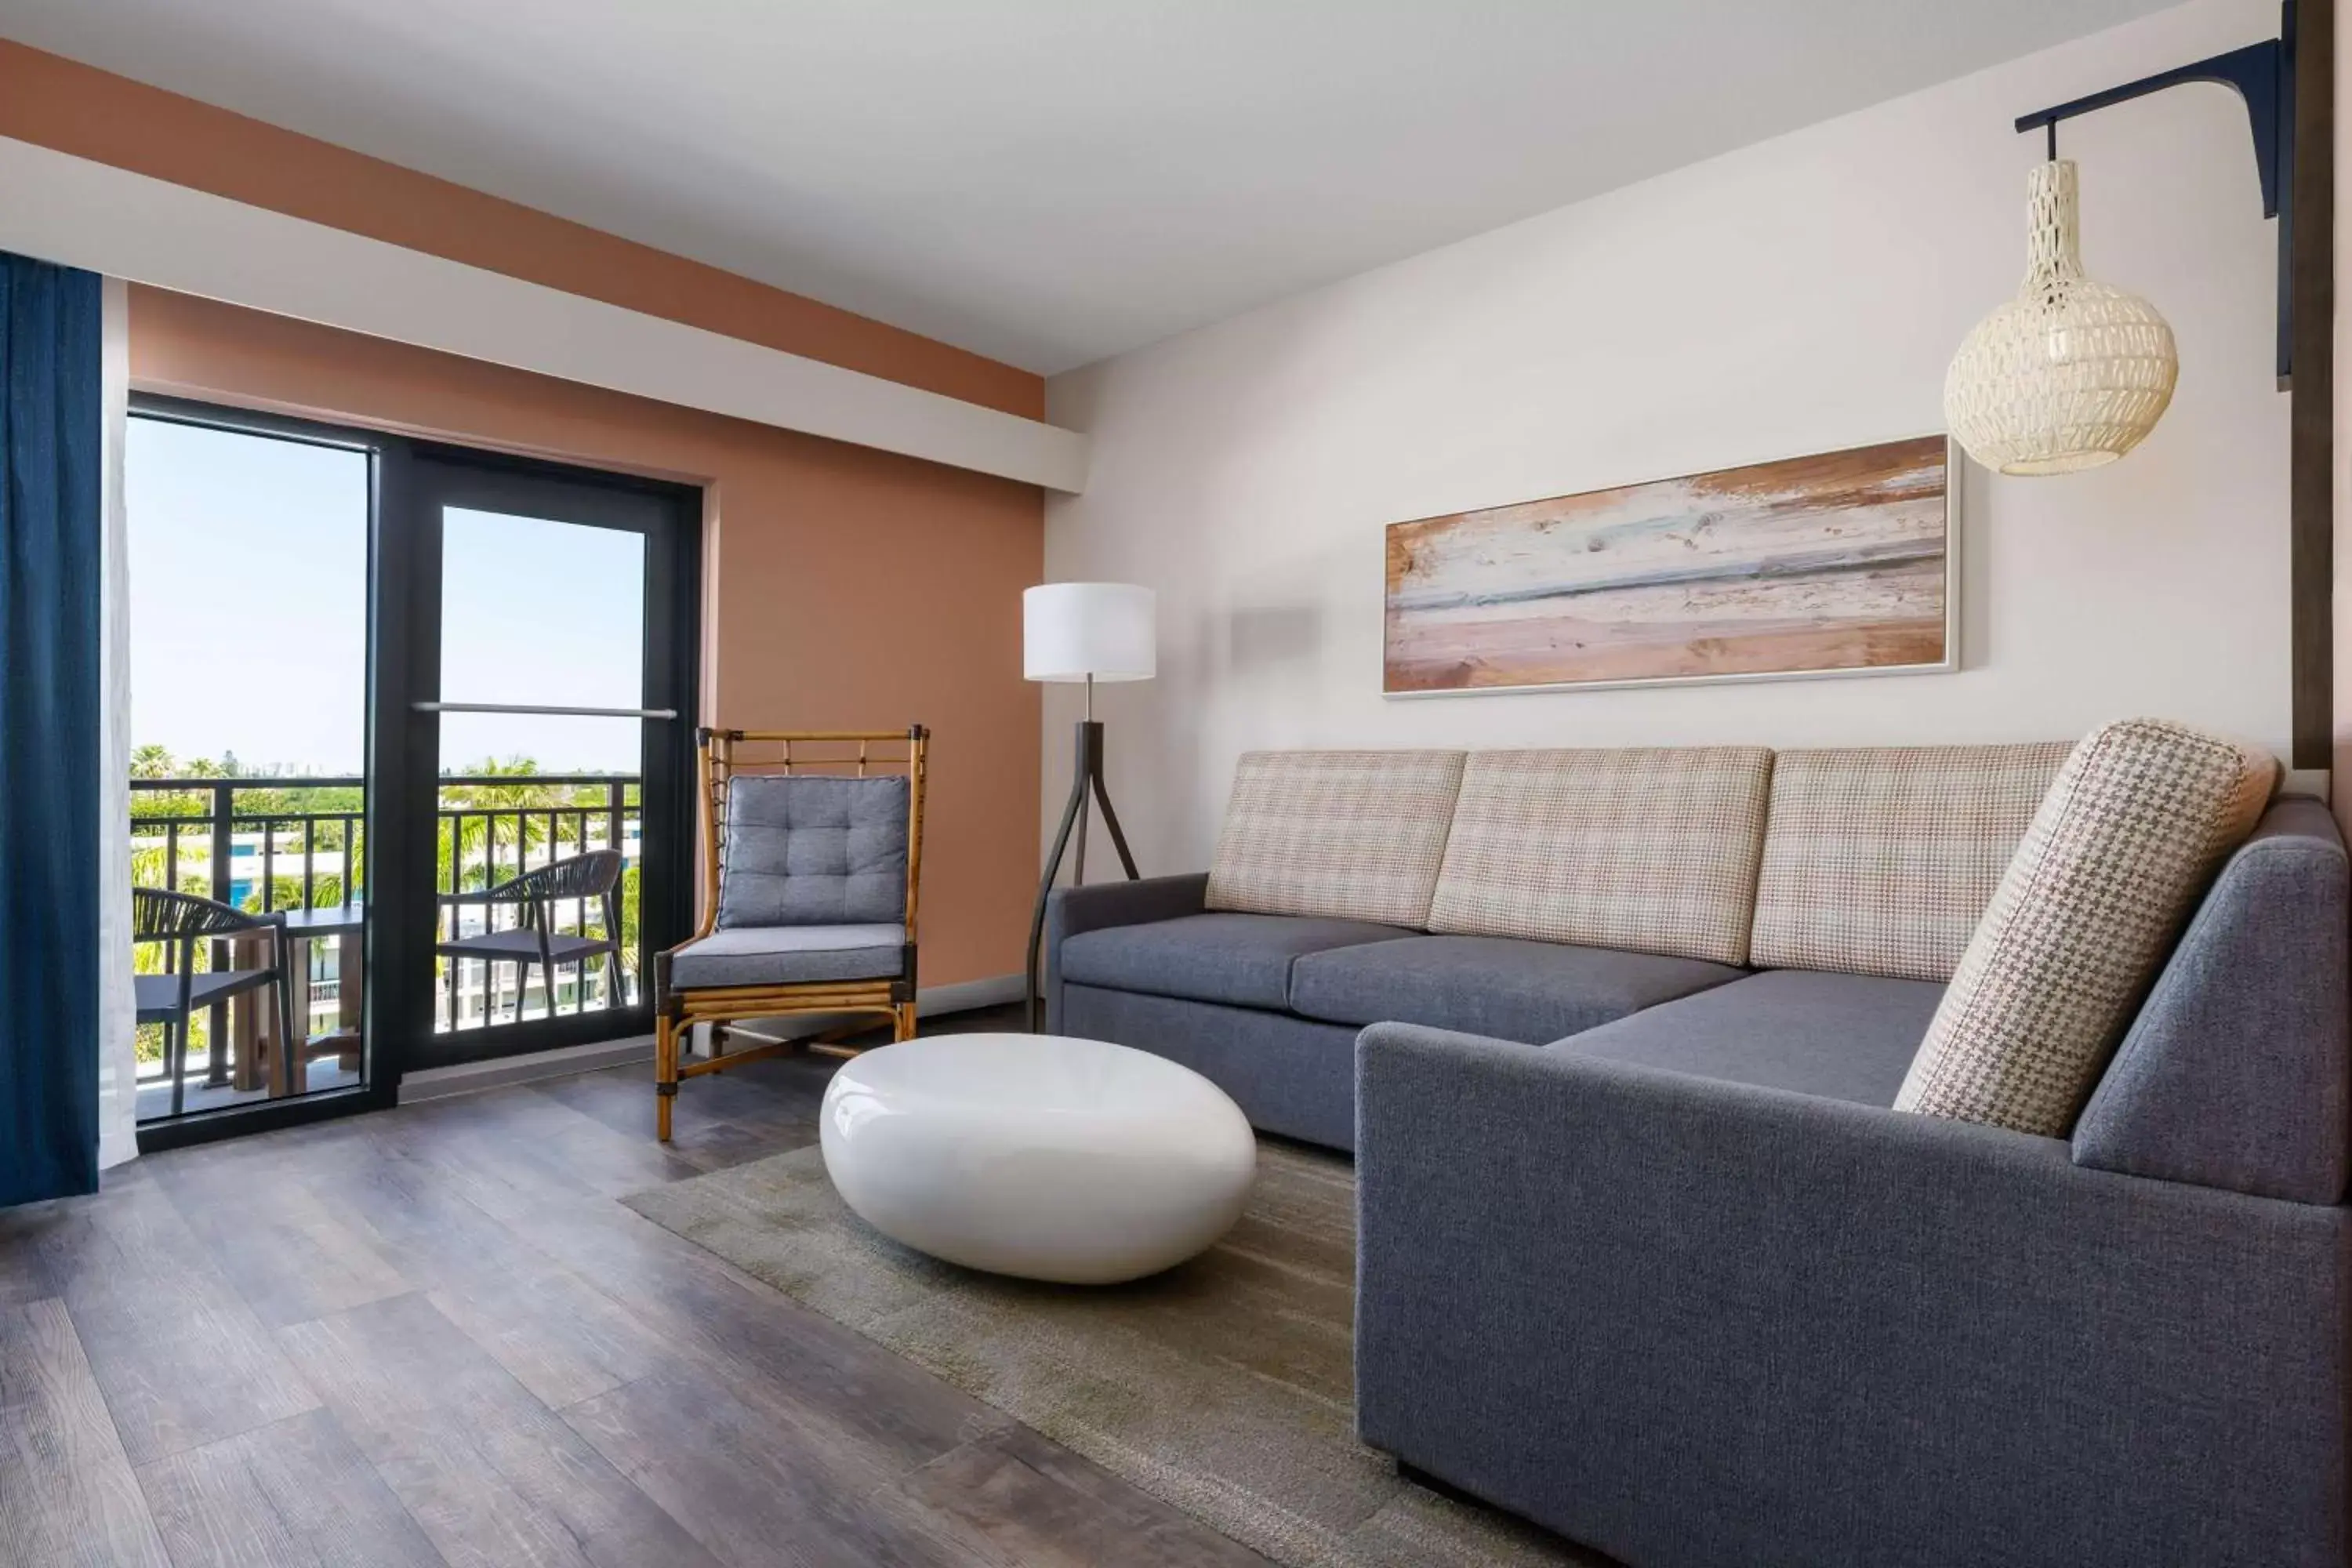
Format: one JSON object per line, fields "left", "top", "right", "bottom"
{"left": 2013, "top": 0, "right": 2296, "bottom": 380}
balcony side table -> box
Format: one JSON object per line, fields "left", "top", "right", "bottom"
{"left": 231, "top": 904, "right": 365, "bottom": 1097}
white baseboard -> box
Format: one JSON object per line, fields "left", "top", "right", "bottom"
{"left": 398, "top": 1036, "right": 655, "bottom": 1103}
{"left": 397, "top": 974, "right": 1025, "bottom": 1101}
{"left": 920, "top": 972, "right": 1025, "bottom": 1013}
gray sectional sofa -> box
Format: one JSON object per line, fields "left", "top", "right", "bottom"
{"left": 1040, "top": 744, "right": 2351, "bottom": 1568}
{"left": 1045, "top": 875, "right": 1748, "bottom": 1149}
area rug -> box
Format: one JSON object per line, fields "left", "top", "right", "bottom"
{"left": 622, "top": 1142, "right": 1601, "bottom": 1567}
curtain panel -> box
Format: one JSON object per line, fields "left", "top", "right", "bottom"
{"left": 98, "top": 278, "right": 138, "bottom": 1171}
{"left": 0, "top": 251, "right": 103, "bottom": 1205}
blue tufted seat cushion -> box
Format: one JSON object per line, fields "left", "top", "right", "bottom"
{"left": 716, "top": 775, "right": 910, "bottom": 928}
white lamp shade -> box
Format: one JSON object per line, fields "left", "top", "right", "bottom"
{"left": 1024, "top": 583, "right": 1156, "bottom": 683}
{"left": 1944, "top": 159, "right": 2178, "bottom": 477}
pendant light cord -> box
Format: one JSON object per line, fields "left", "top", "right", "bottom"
{"left": 2045, "top": 122, "right": 2057, "bottom": 161}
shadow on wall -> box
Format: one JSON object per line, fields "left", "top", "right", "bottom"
{"left": 1054, "top": 600, "right": 1327, "bottom": 877}
{"left": 1227, "top": 604, "right": 1324, "bottom": 674}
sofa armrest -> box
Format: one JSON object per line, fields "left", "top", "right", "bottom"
{"left": 1355, "top": 1021, "right": 2350, "bottom": 1568}
{"left": 2073, "top": 798, "right": 2350, "bottom": 1203}
{"left": 1042, "top": 873, "right": 1208, "bottom": 1029}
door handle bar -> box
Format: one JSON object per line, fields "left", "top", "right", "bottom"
{"left": 412, "top": 701, "right": 679, "bottom": 719}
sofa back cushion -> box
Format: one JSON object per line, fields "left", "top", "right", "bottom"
{"left": 1425, "top": 747, "right": 1774, "bottom": 966}
{"left": 1204, "top": 750, "right": 1466, "bottom": 927}
{"left": 1894, "top": 718, "right": 2278, "bottom": 1137}
{"left": 1751, "top": 743, "right": 2073, "bottom": 982}
{"left": 716, "top": 774, "right": 909, "bottom": 928}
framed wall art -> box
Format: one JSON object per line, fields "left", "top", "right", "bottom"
{"left": 1384, "top": 434, "right": 1955, "bottom": 695}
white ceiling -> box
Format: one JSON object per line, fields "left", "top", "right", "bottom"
{"left": 0, "top": 0, "right": 2173, "bottom": 376}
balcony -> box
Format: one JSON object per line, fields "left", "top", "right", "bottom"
{"left": 129, "top": 771, "right": 641, "bottom": 1119}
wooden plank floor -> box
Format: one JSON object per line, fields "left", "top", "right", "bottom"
{"left": 0, "top": 1007, "right": 1270, "bottom": 1567}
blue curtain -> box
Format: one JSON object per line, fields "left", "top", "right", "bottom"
{"left": 0, "top": 252, "right": 102, "bottom": 1205}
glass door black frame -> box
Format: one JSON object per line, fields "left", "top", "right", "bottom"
{"left": 129, "top": 395, "right": 701, "bottom": 1151}
{"left": 382, "top": 445, "right": 699, "bottom": 1072}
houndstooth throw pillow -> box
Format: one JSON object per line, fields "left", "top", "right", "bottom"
{"left": 1425, "top": 747, "right": 1775, "bottom": 966}
{"left": 1751, "top": 744, "right": 2074, "bottom": 982}
{"left": 1895, "top": 719, "right": 2278, "bottom": 1135}
{"left": 1204, "top": 751, "right": 1466, "bottom": 927}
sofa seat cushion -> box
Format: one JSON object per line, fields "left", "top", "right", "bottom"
{"left": 668, "top": 924, "right": 907, "bottom": 989}
{"left": 1056, "top": 913, "right": 1414, "bottom": 1011}
{"left": 1288, "top": 934, "right": 1743, "bottom": 1045}
{"left": 1552, "top": 968, "right": 1947, "bottom": 1107}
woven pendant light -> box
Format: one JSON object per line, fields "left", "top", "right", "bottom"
{"left": 1944, "top": 159, "right": 2178, "bottom": 476}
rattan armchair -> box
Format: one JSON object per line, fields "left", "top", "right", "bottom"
{"left": 652, "top": 727, "right": 927, "bottom": 1141}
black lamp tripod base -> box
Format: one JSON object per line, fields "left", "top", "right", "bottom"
{"left": 1025, "top": 719, "right": 1138, "bottom": 1030}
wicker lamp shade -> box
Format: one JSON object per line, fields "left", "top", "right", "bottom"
{"left": 1944, "top": 160, "right": 2177, "bottom": 477}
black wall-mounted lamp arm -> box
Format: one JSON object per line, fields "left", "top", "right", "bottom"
{"left": 2014, "top": 38, "right": 2287, "bottom": 216}
{"left": 2009, "top": 2, "right": 2296, "bottom": 379}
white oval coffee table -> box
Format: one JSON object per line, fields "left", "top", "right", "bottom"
{"left": 818, "top": 1032, "right": 1257, "bottom": 1284}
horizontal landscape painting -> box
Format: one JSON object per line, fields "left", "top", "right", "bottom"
{"left": 1384, "top": 435, "right": 1951, "bottom": 694}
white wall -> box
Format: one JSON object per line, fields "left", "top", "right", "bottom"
{"left": 1046, "top": 0, "right": 2295, "bottom": 872}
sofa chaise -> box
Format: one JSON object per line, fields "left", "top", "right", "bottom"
{"left": 1040, "top": 731, "right": 2350, "bottom": 1567}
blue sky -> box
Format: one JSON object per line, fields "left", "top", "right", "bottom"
{"left": 128, "top": 419, "right": 646, "bottom": 775}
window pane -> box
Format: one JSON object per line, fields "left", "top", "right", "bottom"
{"left": 126, "top": 416, "right": 370, "bottom": 1121}
{"left": 434, "top": 506, "right": 647, "bottom": 1034}
{"left": 439, "top": 507, "right": 645, "bottom": 716}
{"left": 129, "top": 421, "right": 368, "bottom": 774}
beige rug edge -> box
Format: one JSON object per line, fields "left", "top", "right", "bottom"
{"left": 622, "top": 1142, "right": 1596, "bottom": 1568}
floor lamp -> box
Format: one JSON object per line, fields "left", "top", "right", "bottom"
{"left": 1023, "top": 583, "right": 1155, "bottom": 1029}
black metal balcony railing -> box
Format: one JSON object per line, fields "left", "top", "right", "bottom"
{"left": 128, "top": 774, "right": 642, "bottom": 1057}
{"left": 129, "top": 775, "right": 367, "bottom": 913}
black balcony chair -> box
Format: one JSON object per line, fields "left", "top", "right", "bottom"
{"left": 132, "top": 887, "right": 296, "bottom": 1119}
{"left": 437, "top": 849, "right": 626, "bottom": 1022}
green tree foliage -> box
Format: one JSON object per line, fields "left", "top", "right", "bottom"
{"left": 619, "top": 863, "right": 641, "bottom": 979}
{"left": 128, "top": 748, "right": 641, "bottom": 1054}
{"left": 440, "top": 756, "right": 568, "bottom": 892}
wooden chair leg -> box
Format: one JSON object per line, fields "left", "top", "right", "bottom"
{"left": 893, "top": 1002, "right": 917, "bottom": 1042}
{"left": 655, "top": 1014, "right": 677, "bottom": 1142}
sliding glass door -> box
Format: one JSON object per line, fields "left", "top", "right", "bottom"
{"left": 126, "top": 398, "right": 699, "bottom": 1147}
{"left": 377, "top": 448, "right": 699, "bottom": 1074}
{"left": 125, "top": 408, "right": 373, "bottom": 1130}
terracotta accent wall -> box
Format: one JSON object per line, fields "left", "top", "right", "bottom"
{"left": 132, "top": 286, "right": 1042, "bottom": 988}
{"left": 0, "top": 42, "right": 1049, "bottom": 985}
{"left": 0, "top": 38, "right": 1042, "bottom": 418}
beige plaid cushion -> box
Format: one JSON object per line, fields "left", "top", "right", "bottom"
{"left": 1425, "top": 748, "right": 1774, "bottom": 966}
{"left": 1204, "top": 750, "right": 1467, "bottom": 927}
{"left": 1751, "top": 744, "right": 2074, "bottom": 982}
{"left": 1895, "top": 719, "right": 2278, "bottom": 1135}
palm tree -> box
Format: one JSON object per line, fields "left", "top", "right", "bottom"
{"left": 439, "top": 756, "right": 573, "bottom": 892}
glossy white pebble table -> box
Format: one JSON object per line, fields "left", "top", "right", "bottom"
{"left": 818, "top": 1033, "right": 1257, "bottom": 1285}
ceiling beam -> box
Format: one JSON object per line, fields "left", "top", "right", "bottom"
{"left": 0, "top": 136, "right": 1089, "bottom": 493}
